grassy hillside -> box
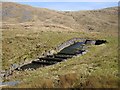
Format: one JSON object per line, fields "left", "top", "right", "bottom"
{"left": 1, "top": 2, "right": 118, "bottom": 88}
{"left": 4, "top": 31, "right": 118, "bottom": 88}
{"left": 2, "top": 2, "right": 118, "bottom": 32}
{"left": 2, "top": 29, "right": 83, "bottom": 69}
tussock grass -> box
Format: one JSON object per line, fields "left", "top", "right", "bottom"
{"left": 2, "top": 29, "right": 118, "bottom": 88}
{"left": 2, "top": 2, "right": 118, "bottom": 88}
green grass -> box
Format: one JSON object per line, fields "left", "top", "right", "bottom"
{"left": 2, "top": 29, "right": 83, "bottom": 69}
{"left": 1, "top": 3, "right": 118, "bottom": 88}
{"left": 2, "top": 28, "right": 104, "bottom": 69}
{"left": 2, "top": 28, "right": 118, "bottom": 88}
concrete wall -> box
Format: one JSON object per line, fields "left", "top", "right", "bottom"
{"left": 56, "top": 38, "right": 86, "bottom": 51}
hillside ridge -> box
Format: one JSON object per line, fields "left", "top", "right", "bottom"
{"left": 2, "top": 2, "right": 118, "bottom": 32}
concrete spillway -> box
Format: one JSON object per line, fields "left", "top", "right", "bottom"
{"left": 19, "top": 39, "right": 107, "bottom": 70}
{"left": 14, "top": 39, "right": 107, "bottom": 70}
{"left": 1, "top": 39, "right": 107, "bottom": 77}
{"left": 23, "top": 41, "right": 86, "bottom": 70}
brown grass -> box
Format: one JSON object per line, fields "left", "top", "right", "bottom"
{"left": 2, "top": 2, "right": 118, "bottom": 32}
{"left": 1, "top": 2, "right": 118, "bottom": 88}
{"left": 58, "top": 73, "right": 78, "bottom": 88}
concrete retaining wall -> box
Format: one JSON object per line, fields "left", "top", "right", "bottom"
{"left": 56, "top": 38, "right": 86, "bottom": 51}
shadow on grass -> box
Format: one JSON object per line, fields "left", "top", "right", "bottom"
{"left": 19, "top": 63, "right": 44, "bottom": 71}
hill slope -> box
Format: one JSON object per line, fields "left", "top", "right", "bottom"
{"left": 2, "top": 2, "right": 118, "bottom": 32}
{"left": 1, "top": 2, "right": 118, "bottom": 88}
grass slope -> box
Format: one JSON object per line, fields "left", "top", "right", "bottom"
{"left": 3, "top": 30, "right": 118, "bottom": 88}
{"left": 2, "top": 2, "right": 118, "bottom": 32}
{"left": 1, "top": 2, "right": 118, "bottom": 88}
